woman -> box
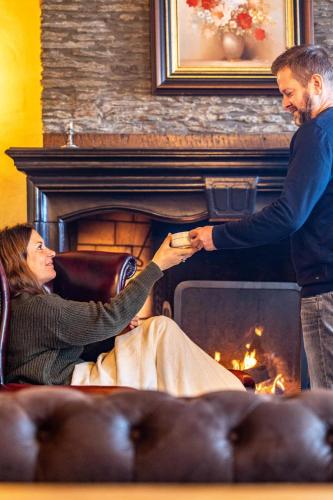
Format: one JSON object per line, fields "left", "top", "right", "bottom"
{"left": 0, "top": 223, "right": 245, "bottom": 396}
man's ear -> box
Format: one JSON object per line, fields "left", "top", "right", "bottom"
{"left": 309, "top": 74, "right": 323, "bottom": 94}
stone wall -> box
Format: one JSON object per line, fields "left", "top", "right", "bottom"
{"left": 41, "top": 0, "right": 333, "bottom": 136}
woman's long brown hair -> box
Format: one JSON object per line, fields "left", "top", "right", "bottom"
{"left": 0, "top": 224, "right": 45, "bottom": 296}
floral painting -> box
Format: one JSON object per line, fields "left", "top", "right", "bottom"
{"left": 151, "top": 0, "right": 313, "bottom": 94}
{"left": 178, "top": 0, "right": 286, "bottom": 68}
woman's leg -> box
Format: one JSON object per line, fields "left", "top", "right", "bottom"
{"left": 77, "top": 316, "right": 245, "bottom": 396}
{"left": 149, "top": 316, "right": 245, "bottom": 395}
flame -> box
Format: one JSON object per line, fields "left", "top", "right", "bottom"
{"left": 256, "top": 374, "right": 285, "bottom": 394}
{"left": 255, "top": 326, "right": 263, "bottom": 336}
{"left": 214, "top": 351, "right": 221, "bottom": 363}
{"left": 229, "top": 325, "right": 286, "bottom": 395}
{"left": 232, "top": 348, "right": 257, "bottom": 371}
{"left": 214, "top": 326, "right": 287, "bottom": 395}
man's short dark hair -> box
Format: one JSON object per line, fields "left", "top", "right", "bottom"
{"left": 271, "top": 44, "right": 333, "bottom": 86}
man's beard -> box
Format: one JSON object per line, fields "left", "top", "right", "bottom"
{"left": 293, "top": 91, "right": 313, "bottom": 126}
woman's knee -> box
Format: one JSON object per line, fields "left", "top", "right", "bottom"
{"left": 147, "top": 315, "right": 180, "bottom": 333}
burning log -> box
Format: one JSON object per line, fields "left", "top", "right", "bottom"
{"left": 245, "top": 364, "right": 270, "bottom": 384}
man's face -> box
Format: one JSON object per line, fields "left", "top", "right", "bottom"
{"left": 277, "top": 66, "right": 314, "bottom": 126}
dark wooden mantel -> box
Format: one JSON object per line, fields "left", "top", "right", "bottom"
{"left": 6, "top": 147, "right": 289, "bottom": 252}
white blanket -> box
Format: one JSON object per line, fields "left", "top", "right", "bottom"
{"left": 71, "top": 316, "right": 245, "bottom": 396}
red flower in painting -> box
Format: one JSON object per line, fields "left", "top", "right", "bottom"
{"left": 236, "top": 12, "right": 253, "bottom": 29}
{"left": 186, "top": 0, "right": 200, "bottom": 6}
{"left": 254, "top": 28, "right": 266, "bottom": 40}
{"left": 201, "top": 0, "right": 218, "bottom": 10}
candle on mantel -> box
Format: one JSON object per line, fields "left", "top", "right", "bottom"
{"left": 61, "top": 120, "right": 78, "bottom": 148}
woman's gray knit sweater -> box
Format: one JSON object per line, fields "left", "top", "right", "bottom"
{"left": 6, "top": 261, "right": 163, "bottom": 385}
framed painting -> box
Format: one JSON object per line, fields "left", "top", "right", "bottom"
{"left": 151, "top": 0, "right": 314, "bottom": 95}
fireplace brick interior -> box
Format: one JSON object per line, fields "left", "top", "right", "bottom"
{"left": 77, "top": 212, "right": 153, "bottom": 318}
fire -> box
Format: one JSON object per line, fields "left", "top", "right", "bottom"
{"left": 231, "top": 348, "right": 257, "bottom": 371}
{"left": 214, "top": 351, "right": 221, "bottom": 363}
{"left": 215, "top": 325, "right": 286, "bottom": 395}
{"left": 254, "top": 326, "right": 263, "bottom": 337}
{"left": 256, "top": 374, "right": 285, "bottom": 395}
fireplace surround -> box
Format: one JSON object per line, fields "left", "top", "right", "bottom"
{"left": 6, "top": 146, "right": 289, "bottom": 251}
{"left": 6, "top": 145, "right": 304, "bottom": 391}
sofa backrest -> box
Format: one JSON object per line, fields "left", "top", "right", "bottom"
{"left": 0, "top": 386, "right": 332, "bottom": 483}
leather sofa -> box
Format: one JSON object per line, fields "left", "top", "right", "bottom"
{"left": 0, "top": 385, "right": 332, "bottom": 483}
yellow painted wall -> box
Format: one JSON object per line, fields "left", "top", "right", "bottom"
{"left": 0, "top": 0, "right": 42, "bottom": 227}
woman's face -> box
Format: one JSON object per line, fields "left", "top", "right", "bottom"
{"left": 26, "top": 230, "right": 56, "bottom": 286}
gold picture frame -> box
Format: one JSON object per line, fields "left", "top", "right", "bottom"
{"left": 151, "top": 0, "right": 314, "bottom": 95}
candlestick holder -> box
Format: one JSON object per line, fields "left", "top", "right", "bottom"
{"left": 61, "top": 121, "right": 78, "bottom": 148}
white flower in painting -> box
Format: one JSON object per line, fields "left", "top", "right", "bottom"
{"left": 229, "top": 20, "right": 238, "bottom": 30}
{"left": 217, "top": 0, "right": 243, "bottom": 25}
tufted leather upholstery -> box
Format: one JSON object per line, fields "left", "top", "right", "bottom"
{"left": 0, "top": 386, "right": 332, "bottom": 483}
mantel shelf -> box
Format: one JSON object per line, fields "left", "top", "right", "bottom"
{"left": 6, "top": 146, "right": 289, "bottom": 252}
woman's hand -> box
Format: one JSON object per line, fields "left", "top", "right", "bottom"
{"left": 152, "top": 234, "right": 198, "bottom": 271}
{"left": 128, "top": 315, "right": 141, "bottom": 330}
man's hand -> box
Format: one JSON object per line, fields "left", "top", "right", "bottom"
{"left": 189, "top": 226, "right": 216, "bottom": 251}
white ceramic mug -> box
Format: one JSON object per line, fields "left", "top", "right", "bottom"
{"left": 170, "top": 231, "right": 191, "bottom": 248}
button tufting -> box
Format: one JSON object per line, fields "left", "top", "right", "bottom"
{"left": 130, "top": 427, "right": 141, "bottom": 441}
{"left": 327, "top": 431, "right": 333, "bottom": 446}
{"left": 229, "top": 430, "right": 239, "bottom": 444}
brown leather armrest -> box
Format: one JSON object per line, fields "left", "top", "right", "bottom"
{"left": 53, "top": 251, "right": 136, "bottom": 301}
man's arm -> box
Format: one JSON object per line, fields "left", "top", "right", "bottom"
{"left": 190, "top": 124, "right": 332, "bottom": 251}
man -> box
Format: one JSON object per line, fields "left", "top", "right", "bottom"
{"left": 190, "top": 45, "right": 333, "bottom": 389}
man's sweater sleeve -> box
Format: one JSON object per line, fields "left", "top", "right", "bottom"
{"left": 212, "top": 123, "right": 333, "bottom": 249}
{"left": 42, "top": 261, "right": 163, "bottom": 346}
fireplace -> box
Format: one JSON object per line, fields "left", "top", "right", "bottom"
{"left": 6, "top": 145, "right": 303, "bottom": 392}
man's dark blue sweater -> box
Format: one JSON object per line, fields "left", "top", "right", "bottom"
{"left": 213, "top": 107, "right": 333, "bottom": 297}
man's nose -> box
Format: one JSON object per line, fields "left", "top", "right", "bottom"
{"left": 282, "top": 95, "right": 291, "bottom": 109}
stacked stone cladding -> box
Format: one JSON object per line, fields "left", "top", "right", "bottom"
{"left": 41, "top": 0, "right": 333, "bottom": 136}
